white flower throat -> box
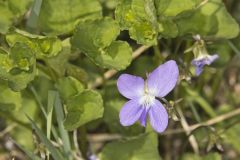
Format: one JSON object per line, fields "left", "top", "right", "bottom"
{"left": 139, "top": 81, "right": 155, "bottom": 107}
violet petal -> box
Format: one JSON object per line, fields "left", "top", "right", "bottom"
{"left": 195, "top": 65, "right": 204, "bottom": 76}
{"left": 117, "top": 74, "right": 144, "bottom": 99}
{"left": 149, "top": 100, "right": 168, "bottom": 133}
{"left": 119, "top": 99, "right": 143, "bottom": 126}
{"left": 139, "top": 107, "right": 150, "bottom": 127}
{"left": 192, "top": 54, "right": 219, "bottom": 76}
{"left": 206, "top": 54, "right": 219, "bottom": 65}
{"left": 147, "top": 60, "right": 179, "bottom": 97}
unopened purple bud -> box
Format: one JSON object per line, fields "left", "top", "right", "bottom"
{"left": 192, "top": 54, "right": 219, "bottom": 76}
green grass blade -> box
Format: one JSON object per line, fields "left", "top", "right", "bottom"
{"left": 184, "top": 84, "right": 216, "bottom": 117}
{"left": 47, "top": 91, "right": 55, "bottom": 139}
{"left": 54, "top": 91, "right": 72, "bottom": 160}
{"left": 30, "top": 85, "right": 47, "bottom": 118}
{"left": 46, "top": 91, "right": 56, "bottom": 160}
{"left": 30, "top": 85, "right": 60, "bottom": 143}
{"left": 27, "top": 0, "right": 43, "bottom": 29}
{"left": 26, "top": 115, "right": 65, "bottom": 160}
{"left": 228, "top": 40, "right": 240, "bottom": 56}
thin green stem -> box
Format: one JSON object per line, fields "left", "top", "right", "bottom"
{"left": 153, "top": 45, "right": 164, "bottom": 63}
{"left": 189, "top": 102, "right": 201, "bottom": 123}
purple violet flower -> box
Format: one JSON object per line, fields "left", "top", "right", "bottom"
{"left": 188, "top": 35, "right": 219, "bottom": 76}
{"left": 191, "top": 54, "right": 219, "bottom": 76}
{"left": 117, "top": 60, "right": 179, "bottom": 133}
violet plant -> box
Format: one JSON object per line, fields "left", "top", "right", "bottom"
{"left": 0, "top": 0, "right": 240, "bottom": 160}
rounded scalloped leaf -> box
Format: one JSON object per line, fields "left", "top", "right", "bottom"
{"left": 115, "top": 0, "right": 159, "bottom": 45}
{"left": 0, "top": 81, "right": 22, "bottom": 112}
{"left": 0, "top": 43, "right": 36, "bottom": 91}
{"left": 55, "top": 76, "right": 84, "bottom": 102}
{"left": 175, "top": 0, "right": 239, "bottom": 39}
{"left": 101, "top": 41, "right": 132, "bottom": 70}
{"left": 38, "top": 0, "right": 102, "bottom": 35}
{"left": 64, "top": 90, "right": 104, "bottom": 131}
{"left": 99, "top": 133, "right": 161, "bottom": 160}
{"left": 155, "top": 0, "right": 201, "bottom": 17}
{"left": 71, "top": 17, "right": 120, "bottom": 52}
{"left": 0, "top": 0, "right": 31, "bottom": 34}
{"left": 6, "top": 29, "right": 62, "bottom": 59}
{"left": 71, "top": 18, "right": 132, "bottom": 70}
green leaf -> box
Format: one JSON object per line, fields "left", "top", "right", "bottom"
{"left": 0, "top": 47, "right": 11, "bottom": 74}
{"left": 65, "top": 64, "right": 88, "bottom": 83}
{"left": 0, "top": 1, "right": 14, "bottom": 34}
{"left": 9, "top": 43, "right": 34, "bottom": 71}
{"left": 115, "top": 0, "right": 239, "bottom": 39}
{"left": 0, "top": 81, "right": 22, "bottom": 112}
{"left": 38, "top": 0, "right": 102, "bottom": 35}
{"left": 71, "top": 17, "right": 120, "bottom": 52}
{"left": 8, "top": 0, "right": 32, "bottom": 17}
{"left": 6, "top": 29, "right": 62, "bottom": 58}
{"left": 64, "top": 90, "right": 104, "bottom": 130}
{"left": 55, "top": 76, "right": 84, "bottom": 101}
{"left": 101, "top": 41, "right": 132, "bottom": 70}
{"left": 175, "top": 0, "right": 239, "bottom": 39}
{"left": 158, "top": 18, "right": 179, "bottom": 38}
{"left": 115, "top": 0, "right": 159, "bottom": 45}
{"left": 0, "top": 43, "right": 36, "bottom": 91}
{"left": 46, "top": 38, "right": 71, "bottom": 77}
{"left": 71, "top": 18, "right": 132, "bottom": 70}
{"left": 0, "top": 0, "right": 32, "bottom": 33}
{"left": 99, "top": 132, "right": 161, "bottom": 160}
{"left": 181, "top": 153, "right": 221, "bottom": 160}
{"left": 9, "top": 43, "right": 36, "bottom": 91}
{"left": 155, "top": 0, "right": 201, "bottom": 17}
